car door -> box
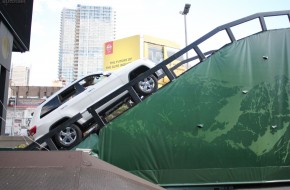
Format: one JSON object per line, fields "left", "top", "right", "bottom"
{"left": 86, "top": 73, "right": 124, "bottom": 113}
{"left": 58, "top": 82, "right": 92, "bottom": 121}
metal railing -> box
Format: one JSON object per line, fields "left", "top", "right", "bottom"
{"left": 25, "top": 10, "right": 290, "bottom": 150}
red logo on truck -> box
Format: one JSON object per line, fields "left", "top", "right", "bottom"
{"left": 105, "top": 41, "right": 113, "bottom": 55}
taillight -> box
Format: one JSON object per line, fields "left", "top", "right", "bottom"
{"left": 29, "top": 126, "right": 37, "bottom": 136}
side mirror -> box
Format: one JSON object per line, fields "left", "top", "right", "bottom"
{"left": 104, "top": 72, "right": 111, "bottom": 77}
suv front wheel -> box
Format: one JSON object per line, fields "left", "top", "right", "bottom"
{"left": 134, "top": 75, "right": 158, "bottom": 96}
{"left": 54, "top": 123, "right": 82, "bottom": 149}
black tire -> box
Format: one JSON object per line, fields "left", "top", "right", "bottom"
{"left": 134, "top": 74, "right": 158, "bottom": 96}
{"left": 54, "top": 123, "right": 82, "bottom": 149}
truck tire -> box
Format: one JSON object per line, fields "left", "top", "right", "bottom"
{"left": 134, "top": 74, "right": 158, "bottom": 96}
{"left": 54, "top": 123, "right": 82, "bottom": 149}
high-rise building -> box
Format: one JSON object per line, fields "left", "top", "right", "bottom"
{"left": 10, "top": 65, "right": 30, "bottom": 86}
{"left": 58, "top": 4, "right": 116, "bottom": 83}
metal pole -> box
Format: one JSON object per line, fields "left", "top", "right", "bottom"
{"left": 12, "top": 98, "right": 16, "bottom": 136}
{"left": 184, "top": 14, "right": 189, "bottom": 69}
{"left": 180, "top": 3, "right": 191, "bottom": 70}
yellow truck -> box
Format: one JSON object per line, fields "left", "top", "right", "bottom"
{"left": 103, "top": 35, "right": 185, "bottom": 85}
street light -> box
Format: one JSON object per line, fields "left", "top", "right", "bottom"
{"left": 180, "top": 3, "right": 191, "bottom": 69}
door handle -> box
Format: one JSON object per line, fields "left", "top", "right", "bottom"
{"left": 88, "top": 88, "right": 95, "bottom": 92}
{"left": 60, "top": 105, "right": 68, "bottom": 110}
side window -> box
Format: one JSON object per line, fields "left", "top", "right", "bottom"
{"left": 40, "top": 97, "right": 61, "bottom": 118}
{"left": 147, "top": 43, "right": 164, "bottom": 64}
{"left": 166, "top": 47, "right": 184, "bottom": 62}
{"left": 79, "top": 74, "right": 102, "bottom": 89}
{"left": 59, "top": 85, "right": 78, "bottom": 103}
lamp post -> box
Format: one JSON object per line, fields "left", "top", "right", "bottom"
{"left": 180, "top": 3, "right": 191, "bottom": 69}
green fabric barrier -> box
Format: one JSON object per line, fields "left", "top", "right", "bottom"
{"left": 99, "top": 28, "right": 290, "bottom": 186}
{"left": 72, "top": 133, "right": 99, "bottom": 157}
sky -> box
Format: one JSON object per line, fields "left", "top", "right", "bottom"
{"left": 11, "top": 0, "right": 290, "bottom": 86}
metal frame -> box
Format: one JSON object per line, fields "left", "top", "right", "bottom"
{"left": 25, "top": 10, "right": 290, "bottom": 150}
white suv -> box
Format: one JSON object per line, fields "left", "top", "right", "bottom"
{"left": 28, "top": 59, "right": 159, "bottom": 149}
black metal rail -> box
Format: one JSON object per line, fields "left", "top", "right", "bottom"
{"left": 25, "top": 10, "right": 290, "bottom": 150}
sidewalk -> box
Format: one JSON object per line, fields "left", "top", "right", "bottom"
{"left": 0, "top": 136, "right": 33, "bottom": 148}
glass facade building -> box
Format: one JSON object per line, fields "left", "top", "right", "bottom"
{"left": 59, "top": 5, "right": 116, "bottom": 84}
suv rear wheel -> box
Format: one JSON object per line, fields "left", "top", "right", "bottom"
{"left": 134, "top": 75, "right": 158, "bottom": 96}
{"left": 54, "top": 123, "right": 82, "bottom": 149}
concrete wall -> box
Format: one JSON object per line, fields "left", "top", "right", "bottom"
{"left": 0, "top": 136, "right": 33, "bottom": 148}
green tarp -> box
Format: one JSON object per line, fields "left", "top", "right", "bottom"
{"left": 72, "top": 133, "right": 99, "bottom": 157}
{"left": 99, "top": 28, "right": 290, "bottom": 186}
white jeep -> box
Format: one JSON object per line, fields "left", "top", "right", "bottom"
{"left": 28, "top": 59, "right": 159, "bottom": 149}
